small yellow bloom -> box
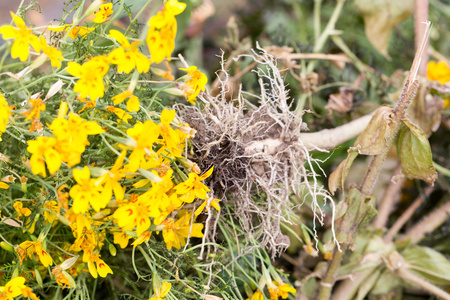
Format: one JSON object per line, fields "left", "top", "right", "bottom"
{"left": 69, "top": 166, "right": 110, "bottom": 213}
{"left": 121, "top": 120, "right": 161, "bottom": 172}
{"left": 246, "top": 290, "right": 264, "bottom": 300}
{"left": 38, "top": 36, "right": 64, "bottom": 68}
{"left": 0, "top": 277, "right": 26, "bottom": 299}
{"left": 0, "top": 93, "right": 10, "bottom": 141}
{"left": 19, "top": 240, "right": 53, "bottom": 267}
{"left": 162, "top": 210, "right": 204, "bottom": 250}
{"left": 43, "top": 200, "right": 59, "bottom": 223}
{"left": 427, "top": 61, "right": 450, "bottom": 84}
{"left": 107, "top": 106, "right": 132, "bottom": 123}
{"left": 87, "top": 253, "right": 113, "bottom": 278}
{"left": 21, "top": 97, "right": 46, "bottom": 132}
{"left": 194, "top": 197, "right": 221, "bottom": 216}
{"left": 112, "top": 90, "right": 140, "bottom": 112}
{"left": 174, "top": 167, "right": 213, "bottom": 203}
{"left": 13, "top": 201, "right": 31, "bottom": 218}
{"left": 27, "top": 136, "right": 61, "bottom": 177}
{"left": 180, "top": 66, "right": 208, "bottom": 104}
{"left": 108, "top": 29, "right": 150, "bottom": 74}
{"left": 21, "top": 286, "right": 40, "bottom": 300}
{"left": 48, "top": 24, "right": 95, "bottom": 39}
{"left": 148, "top": 281, "right": 171, "bottom": 300}
{"left": 271, "top": 281, "right": 296, "bottom": 299}
{"left": 113, "top": 231, "right": 132, "bottom": 249}
{"left": 0, "top": 12, "right": 40, "bottom": 61}
{"left": 146, "top": 0, "right": 186, "bottom": 64}
{"left": 66, "top": 56, "right": 110, "bottom": 100}
{"left": 94, "top": 3, "right": 114, "bottom": 23}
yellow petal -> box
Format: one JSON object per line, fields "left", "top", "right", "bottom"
{"left": 126, "top": 95, "right": 140, "bottom": 112}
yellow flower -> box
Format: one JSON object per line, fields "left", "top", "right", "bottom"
{"left": 13, "top": 201, "right": 31, "bottom": 218}
{"left": 87, "top": 253, "right": 113, "bottom": 278}
{"left": 94, "top": 3, "right": 114, "bottom": 23}
{"left": 162, "top": 210, "right": 204, "bottom": 250}
{"left": 69, "top": 166, "right": 110, "bottom": 213}
{"left": 19, "top": 240, "right": 53, "bottom": 267}
{"left": 43, "top": 200, "right": 59, "bottom": 223}
{"left": 173, "top": 167, "right": 213, "bottom": 203}
{"left": 271, "top": 281, "right": 296, "bottom": 299}
{"left": 146, "top": 0, "right": 186, "bottom": 64}
{"left": 113, "top": 195, "right": 158, "bottom": 236}
{"left": 66, "top": 56, "right": 110, "bottom": 100}
{"left": 131, "top": 231, "right": 152, "bottom": 247}
{"left": 194, "top": 197, "right": 221, "bottom": 216}
{"left": 27, "top": 136, "right": 62, "bottom": 177}
{"left": 246, "top": 290, "right": 264, "bottom": 300}
{"left": 113, "top": 231, "right": 132, "bottom": 249}
{"left": 49, "top": 112, "right": 104, "bottom": 167}
{"left": 112, "top": 90, "right": 140, "bottom": 112}
{"left": 121, "top": 120, "right": 161, "bottom": 172}
{"left": 180, "top": 66, "right": 208, "bottom": 104}
{"left": 38, "top": 36, "right": 64, "bottom": 68}
{"left": 148, "top": 281, "right": 171, "bottom": 300}
{"left": 20, "top": 286, "right": 40, "bottom": 300}
{"left": 158, "top": 109, "right": 188, "bottom": 158}
{"left": 48, "top": 24, "right": 95, "bottom": 39}
{"left": 21, "top": 97, "right": 45, "bottom": 132}
{"left": 427, "top": 61, "right": 450, "bottom": 84}
{"left": 108, "top": 29, "right": 150, "bottom": 74}
{"left": 0, "top": 277, "right": 26, "bottom": 299}
{"left": 0, "top": 12, "right": 40, "bottom": 61}
{"left": 0, "top": 93, "right": 10, "bottom": 141}
{"left": 96, "top": 150, "right": 126, "bottom": 201}
{"left": 107, "top": 106, "right": 132, "bottom": 123}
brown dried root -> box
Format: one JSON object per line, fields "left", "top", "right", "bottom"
{"left": 176, "top": 44, "right": 337, "bottom": 257}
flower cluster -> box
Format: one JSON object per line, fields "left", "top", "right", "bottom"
{"left": 0, "top": 1, "right": 212, "bottom": 298}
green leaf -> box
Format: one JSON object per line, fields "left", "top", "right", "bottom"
{"left": 371, "top": 271, "right": 402, "bottom": 295}
{"left": 328, "top": 146, "right": 359, "bottom": 195}
{"left": 354, "top": 0, "right": 414, "bottom": 58}
{"left": 403, "top": 246, "right": 450, "bottom": 287}
{"left": 397, "top": 120, "right": 437, "bottom": 185}
{"left": 356, "top": 268, "right": 381, "bottom": 300}
{"left": 336, "top": 187, "right": 377, "bottom": 247}
{"left": 354, "top": 106, "right": 397, "bottom": 155}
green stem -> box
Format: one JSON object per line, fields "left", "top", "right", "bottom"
{"left": 317, "top": 248, "right": 345, "bottom": 300}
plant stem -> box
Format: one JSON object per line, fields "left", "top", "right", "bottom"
{"left": 396, "top": 267, "right": 450, "bottom": 300}
{"left": 399, "top": 199, "right": 450, "bottom": 243}
{"left": 414, "top": 0, "right": 429, "bottom": 77}
{"left": 317, "top": 248, "right": 345, "bottom": 300}
{"left": 372, "top": 165, "right": 404, "bottom": 229}
{"left": 318, "top": 21, "right": 432, "bottom": 300}
{"left": 384, "top": 186, "right": 432, "bottom": 241}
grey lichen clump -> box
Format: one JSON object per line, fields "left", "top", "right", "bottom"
{"left": 176, "top": 45, "right": 336, "bottom": 257}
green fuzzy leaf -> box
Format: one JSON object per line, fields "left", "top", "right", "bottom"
{"left": 397, "top": 120, "right": 437, "bottom": 185}
{"left": 371, "top": 271, "right": 402, "bottom": 295}
{"left": 403, "top": 246, "right": 450, "bottom": 287}
{"left": 336, "top": 187, "right": 377, "bottom": 246}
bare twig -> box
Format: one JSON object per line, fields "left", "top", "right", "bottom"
{"left": 299, "top": 113, "right": 374, "bottom": 151}
{"left": 384, "top": 186, "right": 433, "bottom": 242}
{"left": 414, "top": 0, "right": 429, "bottom": 77}
{"left": 372, "top": 166, "right": 405, "bottom": 229}
{"left": 399, "top": 199, "right": 450, "bottom": 243}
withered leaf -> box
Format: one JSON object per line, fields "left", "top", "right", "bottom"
{"left": 336, "top": 187, "right": 377, "bottom": 246}
{"left": 325, "top": 87, "right": 355, "bottom": 113}
{"left": 329, "top": 146, "right": 359, "bottom": 195}
{"left": 354, "top": 106, "right": 397, "bottom": 155}
{"left": 354, "top": 0, "right": 414, "bottom": 59}
{"left": 397, "top": 120, "right": 437, "bottom": 185}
